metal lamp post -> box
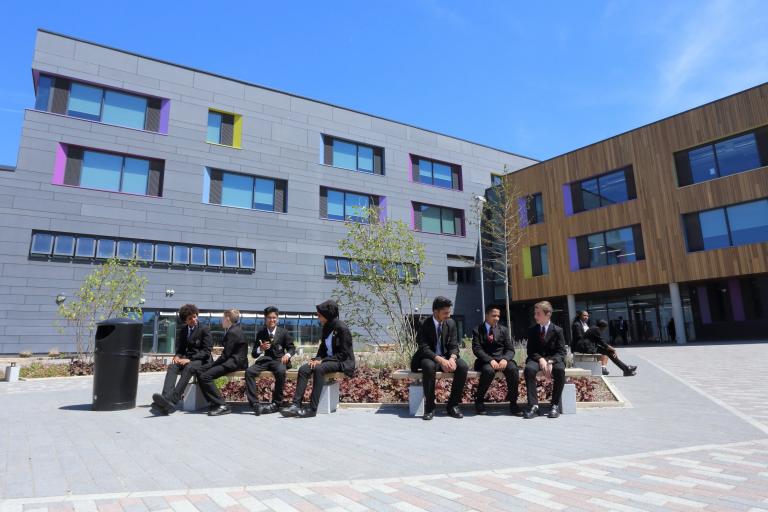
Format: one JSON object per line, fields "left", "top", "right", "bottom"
{"left": 474, "top": 195, "right": 487, "bottom": 316}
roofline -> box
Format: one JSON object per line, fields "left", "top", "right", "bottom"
{"left": 37, "top": 29, "right": 539, "bottom": 164}
{"left": 517, "top": 80, "right": 768, "bottom": 170}
{"left": 0, "top": 164, "right": 15, "bottom": 172}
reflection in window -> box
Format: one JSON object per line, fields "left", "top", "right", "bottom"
{"left": 53, "top": 235, "right": 75, "bottom": 257}
{"left": 677, "top": 129, "right": 767, "bottom": 186}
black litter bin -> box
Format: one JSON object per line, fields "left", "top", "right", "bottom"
{"left": 92, "top": 318, "right": 143, "bottom": 411}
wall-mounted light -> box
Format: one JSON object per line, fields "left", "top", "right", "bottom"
{"left": 55, "top": 293, "right": 66, "bottom": 305}
{"left": 165, "top": 289, "right": 175, "bottom": 297}
{"left": 139, "top": 298, "right": 146, "bottom": 305}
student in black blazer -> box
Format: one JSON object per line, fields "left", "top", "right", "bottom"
{"left": 523, "top": 301, "right": 567, "bottom": 419}
{"left": 575, "top": 319, "right": 637, "bottom": 376}
{"left": 245, "top": 305, "right": 296, "bottom": 414}
{"left": 411, "top": 296, "right": 468, "bottom": 420}
{"left": 571, "top": 310, "right": 590, "bottom": 350}
{"left": 280, "top": 299, "right": 355, "bottom": 418}
{"left": 197, "top": 309, "right": 249, "bottom": 416}
{"left": 471, "top": 304, "right": 519, "bottom": 415}
{"left": 152, "top": 304, "right": 212, "bottom": 415}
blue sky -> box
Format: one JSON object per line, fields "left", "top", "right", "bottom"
{"left": 2, "top": 0, "right": 767, "bottom": 165}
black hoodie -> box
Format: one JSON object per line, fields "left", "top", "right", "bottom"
{"left": 314, "top": 300, "right": 355, "bottom": 376}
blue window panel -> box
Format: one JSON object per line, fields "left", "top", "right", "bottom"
{"left": 540, "top": 245, "right": 549, "bottom": 275}
{"left": 345, "top": 193, "right": 369, "bottom": 222}
{"left": 239, "top": 251, "right": 255, "bottom": 269}
{"left": 221, "top": 172, "right": 253, "bottom": 209}
{"left": 75, "top": 237, "right": 96, "bottom": 258}
{"left": 337, "top": 259, "right": 351, "bottom": 275}
{"left": 421, "top": 205, "right": 442, "bottom": 233}
{"left": 534, "top": 194, "right": 545, "bottom": 222}
{"left": 716, "top": 133, "right": 761, "bottom": 177}
{"left": 324, "top": 257, "right": 338, "bottom": 275}
{"left": 581, "top": 178, "right": 601, "bottom": 210}
{"left": 207, "top": 248, "right": 223, "bottom": 267}
{"left": 53, "top": 235, "right": 75, "bottom": 256}
{"left": 727, "top": 200, "right": 768, "bottom": 246}
{"left": 121, "top": 157, "right": 149, "bottom": 195}
{"left": 491, "top": 174, "right": 502, "bottom": 186}
{"left": 700, "top": 209, "right": 730, "bottom": 250}
{"left": 327, "top": 189, "right": 345, "bottom": 220}
{"left": 102, "top": 90, "right": 147, "bottom": 130}
{"left": 350, "top": 260, "right": 362, "bottom": 276}
{"left": 67, "top": 83, "right": 102, "bottom": 121}
{"left": 224, "top": 249, "right": 239, "bottom": 268}
{"left": 81, "top": 151, "right": 122, "bottom": 191}
{"left": 357, "top": 145, "right": 373, "bottom": 172}
{"left": 689, "top": 145, "right": 718, "bottom": 184}
{"left": 253, "top": 178, "right": 275, "bottom": 211}
{"left": 173, "top": 245, "right": 190, "bottom": 265}
{"left": 136, "top": 242, "right": 153, "bottom": 261}
{"left": 418, "top": 159, "right": 432, "bottom": 184}
{"left": 206, "top": 111, "right": 222, "bottom": 143}
{"left": 441, "top": 208, "right": 455, "bottom": 235}
{"left": 190, "top": 247, "right": 206, "bottom": 266}
{"left": 588, "top": 232, "right": 607, "bottom": 267}
{"left": 155, "top": 244, "right": 172, "bottom": 263}
{"left": 433, "top": 162, "right": 453, "bottom": 189}
{"left": 117, "top": 241, "right": 135, "bottom": 260}
{"left": 35, "top": 76, "right": 53, "bottom": 111}
{"left": 598, "top": 171, "right": 629, "bottom": 205}
{"left": 96, "top": 239, "right": 116, "bottom": 259}
{"left": 605, "top": 227, "right": 636, "bottom": 264}
{"left": 30, "top": 233, "right": 54, "bottom": 255}
{"left": 332, "top": 139, "right": 357, "bottom": 170}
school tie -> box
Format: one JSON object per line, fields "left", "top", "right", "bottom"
{"left": 540, "top": 325, "right": 546, "bottom": 341}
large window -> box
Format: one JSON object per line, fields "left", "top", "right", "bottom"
{"left": 413, "top": 203, "right": 465, "bottom": 236}
{"left": 324, "top": 256, "right": 416, "bottom": 281}
{"left": 411, "top": 155, "right": 462, "bottom": 190}
{"left": 206, "top": 110, "right": 242, "bottom": 147}
{"left": 574, "top": 225, "right": 644, "bottom": 270}
{"left": 523, "top": 244, "right": 549, "bottom": 277}
{"left": 205, "top": 168, "right": 287, "bottom": 213}
{"left": 570, "top": 167, "right": 636, "bottom": 214}
{"left": 322, "top": 136, "right": 383, "bottom": 175}
{"left": 523, "top": 193, "right": 544, "bottom": 225}
{"left": 683, "top": 198, "right": 768, "bottom": 252}
{"left": 34, "top": 74, "right": 164, "bottom": 132}
{"left": 320, "top": 187, "right": 378, "bottom": 223}
{"left": 675, "top": 127, "right": 768, "bottom": 186}
{"left": 448, "top": 267, "right": 473, "bottom": 283}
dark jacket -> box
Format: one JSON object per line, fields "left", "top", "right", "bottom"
{"left": 212, "top": 323, "right": 248, "bottom": 370}
{"left": 314, "top": 300, "right": 355, "bottom": 376}
{"left": 471, "top": 322, "right": 514, "bottom": 366}
{"left": 571, "top": 319, "right": 589, "bottom": 349}
{"left": 252, "top": 326, "right": 295, "bottom": 367}
{"left": 526, "top": 322, "right": 567, "bottom": 365}
{"left": 175, "top": 324, "right": 212, "bottom": 363}
{"left": 413, "top": 316, "right": 460, "bottom": 362}
{"left": 575, "top": 326, "right": 608, "bottom": 354}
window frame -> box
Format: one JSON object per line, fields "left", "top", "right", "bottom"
{"left": 413, "top": 202, "right": 466, "bottom": 236}
{"left": 412, "top": 155, "right": 462, "bottom": 191}
{"left": 571, "top": 166, "right": 635, "bottom": 214}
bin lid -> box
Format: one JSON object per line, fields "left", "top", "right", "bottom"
{"left": 96, "top": 318, "right": 142, "bottom": 326}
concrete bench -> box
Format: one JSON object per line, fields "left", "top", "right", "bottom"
{"left": 182, "top": 369, "right": 345, "bottom": 414}
{"left": 572, "top": 352, "right": 603, "bottom": 376}
{"left": 391, "top": 368, "right": 591, "bottom": 417}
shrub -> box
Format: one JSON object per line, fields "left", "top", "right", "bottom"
{"left": 19, "top": 351, "right": 33, "bottom": 358}
{"left": 20, "top": 363, "right": 69, "bottom": 378}
{"left": 48, "top": 348, "right": 61, "bottom": 358}
{"left": 139, "top": 360, "right": 168, "bottom": 373}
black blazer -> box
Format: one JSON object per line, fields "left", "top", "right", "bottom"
{"left": 252, "top": 326, "right": 296, "bottom": 365}
{"left": 571, "top": 320, "right": 589, "bottom": 348}
{"left": 413, "top": 317, "right": 460, "bottom": 362}
{"left": 526, "top": 323, "right": 567, "bottom": 365}
{"left": 471, "top": 322, "right": 514, "bottom": 365}
{"left": 314, "top": 320, "right": 355, "bottom": 377}
{"left": 212, "top": 323, "right": 248, "bottom": 370}
{"left": 175, "top": 324, "right": 212, "bottom": 363}
{"left": 575, "top": 326, "right": 608, "bottom": 354}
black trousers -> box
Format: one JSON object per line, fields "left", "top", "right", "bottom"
{"left": 161, "top": 360, "right": 205, "bottom": 404}
{"left": 293, "top": 361, "right": 343, "bottom": 411}
{"left": 577, "top": 341, "right": 631, "bottom": 372}
{"left": 410, "top": 356, "right": 469, "bottom": 413}
{"left": 197, "top": 361, "right": 241, "bottom": 407}
{"left": 474, "top": 360, "right": 519, "bottom": 404}
{"left": 245, "top": 358, "right": 288, "bottom": 406}
{"left": 524, "top": 360, "right": 565, "bottom": 407}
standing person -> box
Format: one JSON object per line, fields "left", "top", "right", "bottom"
{"left": 410, "top": 296, "right": 469, "bottom": 420}
{"left": 523, "top": 301, "right": 567, "bottom": 419}
{"left": 196, "top": 309, "right": 249, "bottom": 416}
{"left": 575, "top": 320, "right": 637, "bottom": 376}
{"left": 152, "top": 304, "right": 211, "bottom": 415}
{"left": 571, "top": 310, "right": 590, "bottom": 350}
{"left": 280, "top": 300, "right": 355, "bottom": 418}
{"left": 472, "top": 304, "right": 519, "bottom": 415}
{"left": 244, "top": 306, "right": 295, "bottom": 415}
{"left": 617, "top": 316, "right": 629, "bottom": 345}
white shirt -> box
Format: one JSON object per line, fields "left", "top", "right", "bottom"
{"left": 580, "top": 321, "right": 589, "bottom": 333}
{"left": 324, "top": 332, "right": 334, "bottom": 356}
{"left": 539, "top": 321, "right": 551, "bottom": 337}
{"left": 433, "top": 317, "right": 443, "bottom": 356}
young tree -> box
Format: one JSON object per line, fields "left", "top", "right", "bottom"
{"left": 332, "top": 207, "right": 426, "bottom": 365}
{"left": 57, "top": 258, "right": 148, "bottom": 361}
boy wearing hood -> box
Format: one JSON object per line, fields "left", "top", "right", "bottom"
{"left": 280, "top": 299, "right": 355, "bottom": 418}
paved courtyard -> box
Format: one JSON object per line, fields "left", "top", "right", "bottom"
{"left": 1, "top": 343, "right": 767, "bottom": 511}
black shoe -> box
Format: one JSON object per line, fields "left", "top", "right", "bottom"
{"left": 509, "top": 404, "right": 522, "bottom": 416}
{"left": 523, "top": 405, "right": 540, "bottom": 419}
{"left": 602, "top": 367, "right": 610, "bottom": 376}
{"left": 260, "top": 403, "right": 279, "bottom": 414}
{"left": 423, "top": 411, "right": 434, "bottom": 421}
{"left": 296, "top": 406, "right": 316, "bottom": 418}
{"left": 624, "top": 367, "right": 637, "bottom": 376}
{"left": 548, "top": 405, "right": 560, "bottom": 418}
{"left": 447, "top": 406, "right": 463, "bottom": 419}
{"left": 251, "top": 403, "right": 261, "bottom": 416}
{"left": 475, "top": 402, "right": 487, "bottom": 415}
{"left": 150, "top": 403, "right": 169, "bottom": 416}
{"left": 152, "top": 393, "right": 176, "bottom": 414}
{"left": 208, "top": 405, "right": 231, "bottom": 416}
{"left": 280, "top": 404, "right": 301, "bottom": 417}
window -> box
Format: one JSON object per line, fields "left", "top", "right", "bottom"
{"left": 75, "top": 237, "right": 96, "bottom": 258}
{"left": 206, "top": 110, "right": 241, "bottom": 147}
{"left": 321, "top": 187, "right": 378, "bottom": 223}
{"left": 136, "top": 242, "right": 154, "bottom": 262}
{"left": 411, "top": 155, "right": 461, "bottom": 190}
{"left": 574, "top": 225, "right": 644, "bottom": 270}
{"left": 523, "top": 244, "right": 548, "bottom": 277}
{"left": 675, "top": 127, "right": 768, "bottom": 186}
{"left": 53, "top": 235, "right": 75, "bottom": 257}
{"left": 324, "top": 256, "right": 415, "bottom": 280}
{"left": 448, "top": 267, "right": 473, "bottom": 283}
{"left": 224, "top": 249, "right": 239, "bottom": 268}
{"left": 205, "top": 168, "right": 286, "bottom": 213}
{"left": 155, "top": 244, "right": 172, "bottom": 264}
{"left": 97, "top": 239, "right": 116, "bottom": 259}
{"left": 239, "top": 251, "right": 255, "bottom": 269}
{"left": 683, "top": 198, "right": 768, "bottom": 252}
{"left": 570, "top": 167, "right": 636, "bottom": 214}
{"left": 413, "top": 203, "right": 465, "bottom": 236}
{"left": 207, "top": 248, "right": 223, "bottom": 267}
{"left": 491, "top": 174, "right": 503, "bottom": 186}
{"left": 322, "top": 136, "right": 383, "bottom": 175}
{"left": 190, "top": 247, "right": 206, "bottom": 266}
{"left": 34, "top": 74, "right": 164, "bottom": 132}
{"left": 56, "top": 145, "right": 164, "bottom": 197}
{"left": 494, "top": 284, "right": 506, "bottom": 300}
{"left": 116, "top": 241, "right": 135, "bottom": 260}
{"left": 173, "top": 245, "right": 190, "bottom": 265}
{"left": 523, "top": 193, "right": 544, "bottom": 225}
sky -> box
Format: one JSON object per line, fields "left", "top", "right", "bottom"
{"left": 1, "top": 0, "right": 767, "bottom": 166}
